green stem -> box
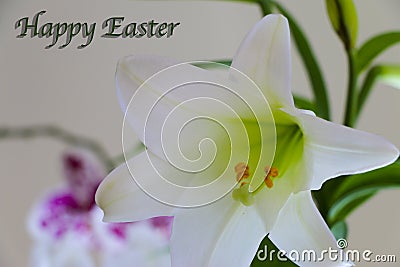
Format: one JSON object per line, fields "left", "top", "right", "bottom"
{"left": 356, "top": 66, "right": 380, "bottom": 119}
{"left": 257, "top": 0, "right": 273, "bottom": 15}
{"left": 343, "top": 49, "right": 357, "bottom": 127}
{"left": 0, "top": 125, "right": 115, "bottom": 172}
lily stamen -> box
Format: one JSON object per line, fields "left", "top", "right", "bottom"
{"left": 264, "top": 166, "right": 279, "bottom": 189}
{"left": 235, "top": 162, "right": 250, "bottom": 185}
{"left": 232, "top": 163, "right": 254, "bottom": 205}
{"left": 264, "top": 177, "right": 274, "bottom": 188}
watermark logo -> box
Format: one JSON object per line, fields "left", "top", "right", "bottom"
{"left": 256, "top": 239, "right": 397, "bottom": 264}
{"left": 336, "top": 238, "right": 348, "bottom": 249}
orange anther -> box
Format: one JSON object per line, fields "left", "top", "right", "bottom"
{"left": 264, "top": 166, "right": 278, "bottom": 178}
{"left": 235, "top": 163, "right": 250, "bottom": 181}
{"left": 269, "top": 167, "right": 278, "bottom": 178}
{"left": 264, "top": 177, "right": 274, "bottom": 188}
{"left": 236, "top": 173, "right": 244, "bottom": 181}
{"left": 235, "top": 162, "right": 247, "bottom": 173}
{"left": 240, "top": 181, "right": 248, "bottom": 187}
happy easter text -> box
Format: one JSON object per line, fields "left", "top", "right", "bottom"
{"left": 15, "top": 11, "right": 181, "bottom": 49}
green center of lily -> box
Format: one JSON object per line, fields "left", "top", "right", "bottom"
{"left": 232, "top": 110, "right": 304, "bottom": 206}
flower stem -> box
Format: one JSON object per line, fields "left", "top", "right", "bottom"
{"left": 343, "top": 49, "right": 357, "bottom": 127}
{"left": 257, "top": 0, "right": 273, "bottom": 15}
{"left": 356, "top": 65, "right": 382, "bottom": 119}
{"left": 0, "top": 125, "right": 115, "bottom": 172}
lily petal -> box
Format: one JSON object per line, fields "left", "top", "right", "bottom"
{"left": 116, "top": 55, "right": 181, "bottom": 113}
{"left": 97, "top": 147, "right": 242, "bottom": 211}
{"left": 95, "top": 151, "right": 174, "bottom": 222}
{"left": 170, "top": 196, "right": 266, "bottom": 267}
{"left": 269, "top": 191, "right": 352, "bottom": 267}
{"left": 117, "top": 55, "right": 265, "bottom": 163}
{"left": 295, "top": 111, "right": 399, "bottom": 190}
{"left": 231, "top": 15, "right": 294, "bottom": 108}
{"left": 117, "top": 55, "right": 206, "bottom": 159}
{"left": 254, "top": 155, "right": 310, "bottom": 232}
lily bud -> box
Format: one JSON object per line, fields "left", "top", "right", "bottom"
{"left": 326, "top": 0, "right": 358, "bottom": 49}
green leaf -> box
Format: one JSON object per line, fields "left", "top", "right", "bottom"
{"left": 330, "top": 221, "right": 348, "bottom": 240}
{"left": 358, "top": 64, "right": 400, "bottom": 115}
{"left": 251, "top": 235, "right": 297, "bottom": 266}
{"left": 328, "top": 188, "right": 377, "bottom": 226}
{"left": 271, "top": 2, "right": 330, "bottom": 120}
{"left": 326, "top": 0, "right": 340, "bottom": 32}
{"left": 293, "top": 95, "right": 316, "bottom": 112}
{"left": 325, "top": 0, "right": 358, "bottom": 49}
{"left": 375, "top": 65, "right": 400, "bottom": 89}
{"left": 327, "top": 159, "right": 400, "bottom": 225}
{"left": 356, "top": 32, "right": 400, "bottom": 73}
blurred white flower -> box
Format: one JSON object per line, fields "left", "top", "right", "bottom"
{"left": 28, "top": 150, "right": 172, "bottom": 267}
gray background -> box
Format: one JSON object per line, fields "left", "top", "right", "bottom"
{"left": 0, "top": 0, "right": 399, "bottom": 266}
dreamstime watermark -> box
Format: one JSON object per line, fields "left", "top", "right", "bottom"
{"left": 256, "top": 239, "right": 397, "bottom": 264}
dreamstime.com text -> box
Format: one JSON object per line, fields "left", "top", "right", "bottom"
{"left": 257, "top": 239, "right": 397, "bottom": 264}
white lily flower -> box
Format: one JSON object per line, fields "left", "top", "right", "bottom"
{"left": 96, "top": 15, "right": 399, "bottom": 267}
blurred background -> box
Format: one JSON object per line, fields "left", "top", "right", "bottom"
{"left": 0, "top": 0, "right": 399, "bottom": 266}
